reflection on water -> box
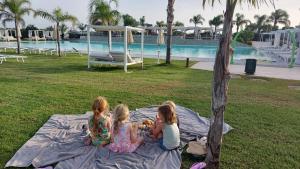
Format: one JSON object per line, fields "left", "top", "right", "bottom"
{"left": 0, "top": 40, "right": 265, "bottom": 59}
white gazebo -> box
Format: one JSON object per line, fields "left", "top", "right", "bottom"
{"left": 87, "top": 25, "right": 144, "bottom": 72}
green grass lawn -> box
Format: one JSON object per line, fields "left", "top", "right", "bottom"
{"left": 0, "top": 53, "right": 299, "bottom": 169}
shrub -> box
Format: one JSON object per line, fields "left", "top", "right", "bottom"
{"left": 233, "top": 30, "right": 254, "bottom": 45}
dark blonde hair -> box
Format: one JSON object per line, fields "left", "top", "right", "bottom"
{"left": 158, "top": 104, "right": 177, "bottom": 124}
{"left": 163, "top": 100, "right": 176, "bottom": 110}
{"left": 112, "top": 104, "right": 129, "bottom": 134}
{"left": 92, "top": 96, "right": 109, "bottom": 134}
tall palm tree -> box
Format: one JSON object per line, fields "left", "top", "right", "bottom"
{"left": 156, "top": 21, "right": 166, "bottom": 27}
{"left": 89, "top": 0, "right": 120, "bottom": 26}
{"left": 269, "top": 9, "right": 290, "bottom": 30}
{"left": 202, "top": 0, "right": 274, "bottom": 168}
{"left": 254, "top": 14, "right": 270, "bottom": 33}
{"left": 189, "top": 14, "right": 205, "bottom": 27}
{"left": 234, "top": 13, "right": 251, "bottom": 33}
{"left": 34, "top": 8, "right": 77, "bottom": 56}
{"left": 209, "top": 15, "right": 223, "bottom": 39}
{"left": 166, "top": 0, "right": 175, "bottom": 64}
{"left": 0, "top": 0, "right": 32, "bottom": 54}
{"left": 139, "top": 16, "right": 145, "bottom": 26}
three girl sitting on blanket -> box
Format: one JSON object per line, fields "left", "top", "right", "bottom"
{"left": 85, "top": 96, "right": 180, "bottom": 152}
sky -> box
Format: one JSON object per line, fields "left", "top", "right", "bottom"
{"left": 11, "top": 0, "right": 300, "bottom": 29}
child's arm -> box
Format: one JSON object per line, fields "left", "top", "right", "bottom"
{"left": 152, "top": 121, "right": 163, "bottom": 138}
{"left": 130, "top": 123, "right": 139, "bottom": 143}
{"left": 106, "top": 117, "right": 114, "bottom": 142}
{"left": 87, "top": 117, "right": 95, "bottom": 138}
{"left": 106, "top": 117, "right": 112, "bottom": 133}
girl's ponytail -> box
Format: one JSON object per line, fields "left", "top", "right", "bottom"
{"left": 112, "top": 104, "right": 129, "bottom": 135}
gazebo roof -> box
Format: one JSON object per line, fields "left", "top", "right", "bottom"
{"left": 89, "top": 25, "right": 145, "bottom": 32}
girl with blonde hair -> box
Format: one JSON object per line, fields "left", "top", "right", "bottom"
{"left": 109, "top": 104, "right": 143, "bottom": 153}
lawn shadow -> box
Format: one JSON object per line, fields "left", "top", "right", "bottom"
{"left": 24, "top": 64, "right": 88, "bottom": 74}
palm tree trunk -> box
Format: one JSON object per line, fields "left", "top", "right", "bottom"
{"left": 236, "top": 25, "right": 239, "bottom": 33}
{"left": 214, "top": 26, "right": 217, "bottom": 39}
{"left": 15, "top": 19, "right": 20, "bottom": 54}
{"left": 56, "top": 22, "right": 61, "bottom": 57}
{"left": 166, "top": 0, "right": 175, "bottom": 64}
{"left": 205, "top": 0, "right": 236, "bottom": 168}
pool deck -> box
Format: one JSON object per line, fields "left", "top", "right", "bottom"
{"left": 191, "top": 62, "right": 300, "bottom": 81}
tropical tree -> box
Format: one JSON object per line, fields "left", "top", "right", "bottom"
{"left": 155, "top": 20, "right": 166, "bottom": 27}
{"left": 209, "top": 15, "right": 224, "bottom": 38}
{"left": 0, "top": 0, "right": 32, "bottom": 54}
{"left": 234, "top": 13, "right": 251, "bottom": 33}
{"left": 139, "top": 16, "right": 145, "bottom": 26}
{"left": 89, "top": 0, "right": 120, "bottom": 25}
{"left": 202, "top": 0, "right": 274, "bottom": 168}
{"left": 173, "top": 21, "right": 184, "bottom": 27}
{"left": 60, "top": 23, "right": 68, "bottom": 40}
{"left": 166, "top": 0, "right": 175, "bottom": 64}
{"left": 189, "top": 14, "right": 205, "bottom": 27}
{"left": 122, "top": 14, "right": 138, "bottom": 27}
{"left": 34, "top": 8, "right": 77, "bottom": 56}
{"left": 269, "top": 9, "right": 290, "bottom": 30}
{"left": 253, "top": 14, "right": 270, "bottom": 33}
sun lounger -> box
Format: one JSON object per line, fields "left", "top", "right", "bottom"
{"left": 0, "top": 54, "right": 27, "bottom": 63}
{"left": 89, "top": 51, "right": 114, "bottom": 61}
{"left": 0, "top": 56, "right": 5, "bottom": 64}
{"left": 61, "top": 48, "right": 84, "bottom": 56}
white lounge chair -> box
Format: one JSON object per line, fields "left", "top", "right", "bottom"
{"left": 89, "top": 51, "right": 142, "bottom": 65}
{"left": 62, "top": 48, "right": 84, "bottom": 56}
{"left": 0, "top": 54, "right": 27, "bottom": 63}
{"left": 0, "top": 56, "right": 5, "bottom": 64}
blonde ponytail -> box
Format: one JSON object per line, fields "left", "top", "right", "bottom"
{"left": 112, "top": 104, "right": 129, "bottom": 134}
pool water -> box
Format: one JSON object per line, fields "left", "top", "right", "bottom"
{"left": 0, "top": 40, "right": 266, "bottom": 60}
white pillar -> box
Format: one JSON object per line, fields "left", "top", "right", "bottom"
{"left": 124, "top": 27, "right": 128, "bottom": 72}
{"left": 87, "top": 25, "right": 91, "bottom": 69}
{"left": 108, "top": 30, "right": 112, "bottom": 52}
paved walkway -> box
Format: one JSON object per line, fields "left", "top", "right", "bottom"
{"left": 191, "top": 62, "right": 300, "bottom": 81}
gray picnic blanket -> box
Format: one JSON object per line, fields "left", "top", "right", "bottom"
{"left": 5, "top": 105, "right": 232, "bottom": 169}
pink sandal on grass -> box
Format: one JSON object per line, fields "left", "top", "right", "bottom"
{"left": 190, "top": 162, "right": 206, "bottom": 169}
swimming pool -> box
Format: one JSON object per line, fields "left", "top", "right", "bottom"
{"left": 0, "top": 40, "right": 267, "bottom": 60}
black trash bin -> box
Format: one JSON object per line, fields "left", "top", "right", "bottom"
{"left": 245, "top": 59, "right": 257, "bottom": 75}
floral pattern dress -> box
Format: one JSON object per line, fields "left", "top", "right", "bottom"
{"left": 109, "top": 123, "right": 141, "bottom": 153}
{"left": 89, "top": 115, "right": 111, "bottom": 146}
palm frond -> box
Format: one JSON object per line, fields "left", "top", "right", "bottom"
{"left": 202, "top": 0, "right": 274, "bottom": 9}
{"left": 89, "top": 0, "right": 103, "bottom": 12}
{"left": 17, "top": 7, "right": 32, "bottom": 17}
{"left": 60, "top": 14, "right": 78, "bottom": 25}
{"left": 18, "top": 18, "right": 25, "bottom": 27}
{"left": 16, "top": 0, "right": 31, "bottom": 7}
{"left": 34, "top": 9, "right": 56, "bottom": 22}
{"left": 2, "top": 17, "right": 14, "bottom": 27}
{"left": 0, "top": 11, "right": 13, "bottom": 19}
